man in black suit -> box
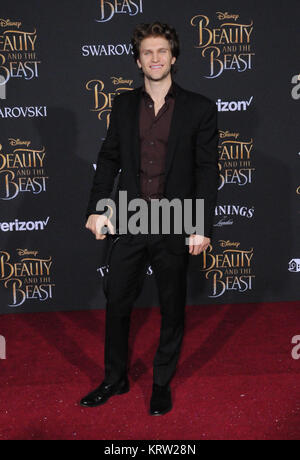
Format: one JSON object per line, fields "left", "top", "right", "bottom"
{"left": 81, "top": 22, "right": 219, "bottom": 415}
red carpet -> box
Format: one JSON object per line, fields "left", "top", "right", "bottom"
{"left": 0, "top": 301, "right": 299, "bottom": 440}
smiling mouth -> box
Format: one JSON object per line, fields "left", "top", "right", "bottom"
{"left": 150, "top": 65, "right": 163, "bottom": 70}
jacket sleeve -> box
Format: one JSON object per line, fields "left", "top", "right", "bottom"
{"left": 195, "top": 100, "right": 219, "bottom": 238}
{"left": 85, "top": 96, "right": 121, "bottom": 221}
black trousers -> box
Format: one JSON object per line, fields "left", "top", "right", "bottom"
{"left": 104, "top": 233, "right": 189, "bottom": 386}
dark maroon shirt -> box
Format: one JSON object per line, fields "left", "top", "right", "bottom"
{"left": 139, "top": 82, "right": 176, "bottom": 201}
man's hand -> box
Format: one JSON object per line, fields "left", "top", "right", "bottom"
{"left": 85, "top": 214, "right": 115, "bottom": 240}
{"left": 189, "top": 234, "right": 210, "bottom": 256}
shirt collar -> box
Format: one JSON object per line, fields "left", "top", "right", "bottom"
{"left": 142, "top": 81, "right": 176, "bottom": 100}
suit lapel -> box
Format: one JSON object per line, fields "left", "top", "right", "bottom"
{"left": 164, "top": 83, "right": 187, "bottom": 180}
{"left": 131, "top": 86, "right": 143, "bottom": 188}
{"left": 130, "top": 82, "right": 188, "bottom": 187}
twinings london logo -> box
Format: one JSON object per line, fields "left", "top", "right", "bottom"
{"left": 191, "top": 12, "right": 254, "bottom": 78}
{"left": 0, "top": 139, "right": 48, "bottom": 200}
{"left": 214, "top": 204, "right": 255, "bottom": 228}
{"left": 0, "top": 249, "right": 55, "bottom": 308}
{"left": 86, "top": 76, "right": 134, "bottom": 127}
{"left": 200, "top": 240, "right": 255, "bottom": 298}
{"left": 218, "top": 130, "right": 255, "bottom": 190}
{"left": 95, "top": 0, "right": 143, "bottom": 23}
{"left": 0, "top": 19, "right": 41, "bottom": 87}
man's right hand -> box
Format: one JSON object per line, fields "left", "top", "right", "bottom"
{"left": 85, "top": 214, "right": 115, "bottom": 240}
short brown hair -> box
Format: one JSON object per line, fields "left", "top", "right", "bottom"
{"left": 131, "top": 22, "right": 180, "bottom": 63}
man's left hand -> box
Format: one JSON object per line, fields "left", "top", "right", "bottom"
{"left": 189, "top": 234, "right": 210, "bottom": 256}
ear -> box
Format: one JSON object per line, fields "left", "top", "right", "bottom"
{"left": 171, "top": 56, "right": 176, "bottom": 65}
{"left": 137, "top": 59, "right": 142, "bottom": 69}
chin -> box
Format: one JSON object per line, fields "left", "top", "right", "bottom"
{"left": 145, "top": 70, "right": 171, "bottom": 82}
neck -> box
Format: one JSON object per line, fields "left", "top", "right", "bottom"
{"left": 143, "top": 74, "right": 173, "bottom": 101}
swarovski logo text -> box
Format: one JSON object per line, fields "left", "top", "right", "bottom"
{"left": 0, "top": 106, "right": 47, "bottom": 118}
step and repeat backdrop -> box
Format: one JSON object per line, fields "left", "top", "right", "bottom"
{"left": 0, "top": 0, "right": 299, "bottom": 314}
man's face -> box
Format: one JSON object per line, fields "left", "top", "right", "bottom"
{"left": 137, "top": 36, "right": 176, "bottom": 82}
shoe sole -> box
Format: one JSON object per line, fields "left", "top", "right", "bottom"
{"left": 79, "top": 386, "right": 130, "bottom": 408}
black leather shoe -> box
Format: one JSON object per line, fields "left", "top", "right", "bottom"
{"left": 150, "top": 383, "right": 172, "bottom": 416}
{"left": 80, "top": 377, "right": 129, "bottom": 408}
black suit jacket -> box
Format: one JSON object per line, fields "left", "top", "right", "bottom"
{"left": 86, "top": 81, "right": 219, "bottom": 254}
